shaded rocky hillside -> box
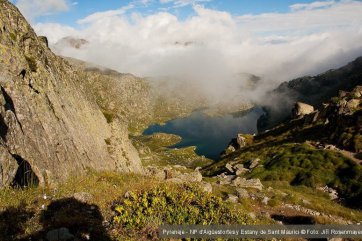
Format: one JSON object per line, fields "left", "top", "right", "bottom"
{"left": 0, "top": 0, "right": 143, "bottom": 188}
{"left": 205, "top": 86, "right": 362, "bottom": 208}
{"left": 258, "top": 56, "right": 362, "bottom": 131}
{"left": 64, "top": 57, "right": 211, "bottom": 134}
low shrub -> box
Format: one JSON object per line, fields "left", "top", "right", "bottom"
{"left": 112, "top": 184, "right": 252, "bottom": 238}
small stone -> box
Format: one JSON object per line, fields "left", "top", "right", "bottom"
{"left": 249, "top": 158, "right": 260, "bottom": 169}
{"left": 226, "top": 194, "right": 239, "bottom": 203}
{"left": 200, "top": 182, "right": 213, "bottom": 193}
{"left": 124, "top": 191, "right": 131, "bottom": 198}
{"left": 234, "top": 164, "right": 248, "bottom": 175}
{"left": 248, "top": 212, "right": 256, "bottom": 219}
{"left": 217, "top": 175, "right": 235, "bottom": 185}
{"left": 236, "top": 188, "right": 249, "bottom": 199}
{"left": 262, "top": 197, "right": 269, "bottom": 205}
{"left": 225, "top": 163, "right": 234, "bottom": 173}
{"left": 73, "top": 192, "right": 93, "bottom": 203}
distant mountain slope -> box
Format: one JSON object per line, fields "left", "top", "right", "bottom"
{"left": 258, "top": 57, "right": 362, "bottom": 131}
{"left": 0, "top": 0, "right": 143, "bottom": 188}
{"left": 64, "top": 57, "right": 210, "bottom": 134}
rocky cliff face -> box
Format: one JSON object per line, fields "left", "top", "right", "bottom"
{"left": 0, "top": 0, "right": 143, "bottom": 188}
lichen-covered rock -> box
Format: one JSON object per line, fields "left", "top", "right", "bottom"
{"left": 0, "top": 1, "right": 142, "bottom": 187}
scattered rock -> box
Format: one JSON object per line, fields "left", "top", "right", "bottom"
{"left": 351, "top": 86, "right": 362, "bottom": 98}
{"left": 73, "top": 192, "right": 93, "bottom": 203}
{"left": 234, "top": 164, "right": 248, "bottom": 175}
{"left": 200, "top": 182, "right": 213, "bottom": 193}
{"left": 262, "top": 197, "right": 269, "bottom": 205}
{"left": 226, "top": 194, "right": 239, "bottom": 203}
{"left": 188, "top": 169, "right": 203, "bottom": 182}
{"left": 267, "top": 187, "right": 273, "bottom": 192}
{"left": 318, "top": 186, "right": 339, "bottom": 200}
{"left": 346, "top": 99, "right": 360, "bottom": 110}
{"left": 302, "top": 199, "right": 311, "bottom": 205}
{"left": 217, "top": 174, "right": 235, "bottom": 185}
{"left": 249, "top": 158, "right": 260, "bottom": 169}
{"left": 161, "top": 167, "right": 203, "bottom": 183}
{"left": 236, "top": 134, "right": 246, "bottom": 148}
{"left": 236, "top": 188, "right": 249, "bottom": 199}
{"left": 248, "top": 212, "right": 256, "bottom": 220}
{"left": 46, "top": 227, "right": 74, "bottom": 241}
{"left": 225, "top": 163, "right": 234, "bottom": 173}
{"left": 284, "top": 204, "right": 321, "bottom": 216}
{"left": 231, "top": 177, "right": 263, "bottom": 191}
{"left": 324, "top": 144, "right": 338, "bottom": 150}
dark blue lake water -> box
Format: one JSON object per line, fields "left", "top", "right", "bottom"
{"left": 143, "top": 107, "right": 264, "bottom": 160}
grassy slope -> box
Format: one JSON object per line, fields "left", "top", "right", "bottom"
{"left": 0, "top": 171, "right": 256, "bottom": 241}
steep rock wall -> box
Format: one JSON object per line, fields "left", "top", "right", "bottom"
{"left": 0, "top": 0, "right": 143, "bottom": 187}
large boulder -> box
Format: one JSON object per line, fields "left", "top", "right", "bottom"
{"left": 292, "top": 102, "right": 314, "bottom": 119}
{"left": 231, "top": 177, "right": 263, "bottom": 191}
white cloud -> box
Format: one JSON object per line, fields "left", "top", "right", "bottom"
{"left": 77, "top": 6, "right": 134, "bottom": 25}
{"left": 35, "top": 0, "right": 362, "bottom": 103}
{"left": 34, "top": 23, "right": 77, "bottom": 44}
{"left": 160, "top": 0, "right": 211, "bottom": 8}
{"left": 15, "top": 0, "right": 69, "bottom": 21}
{"left": 290, "top": 0, "right": 335, "bottom": 11}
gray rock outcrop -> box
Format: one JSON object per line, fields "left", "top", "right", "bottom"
{"left": 0, "top": 1, "right": 143, "bottom": 187}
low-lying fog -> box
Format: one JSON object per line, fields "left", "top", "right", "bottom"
{"left": 33, "top": 1, "right": 362, "bottom": 105}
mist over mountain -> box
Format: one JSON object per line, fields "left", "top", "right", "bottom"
{"left": 258, "top": 56, "right": 362, "bottom": 131}
{"left": 33, "top": 1, "right": 362, "bottom": 106}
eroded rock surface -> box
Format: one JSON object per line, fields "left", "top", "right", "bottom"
{"left": 0, "top": 1, "right": 143, "bottom": 187}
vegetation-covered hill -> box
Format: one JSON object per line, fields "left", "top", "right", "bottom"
{"left": 204, "top": 86, "right": 362, "bottom": 208}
